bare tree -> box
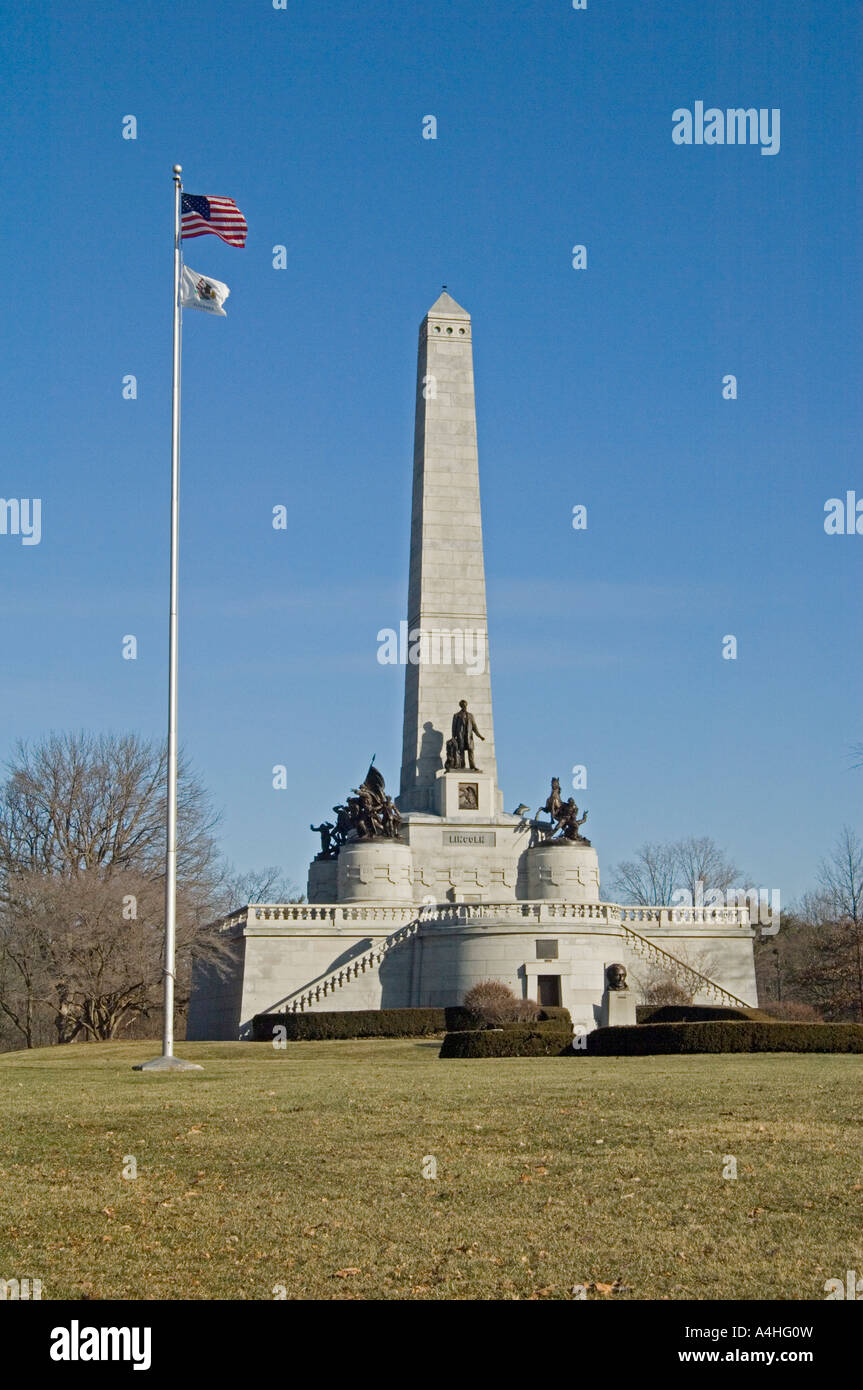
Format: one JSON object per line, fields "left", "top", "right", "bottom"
{"left": 815, "top": 826, "right": 863, "bottom": 1019}
{"left": 222, "top": 865, "right": 303, "bottom": 910}
{"left": 0, "top": 733, "right": 232, "bottom": 1047}
{"left": 0, "top": 898, "right": 51, "bottom": 1047}
{"left": 608, "top": 842, "right": 677, "bottom": 905}
{"left": 0, "top": 731, "right": 219, "bottom": 886}
{"left": 608, "top": 836, "right": 743, "bottom": 906}
{"left": 673, "top": 836, "right": 741, "bottom": 902}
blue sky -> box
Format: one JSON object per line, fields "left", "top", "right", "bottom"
{"left": 1, "top": 0, "right": 860, "bottom": 902}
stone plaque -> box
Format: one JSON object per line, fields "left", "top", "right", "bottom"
{"left": 458, "top": 782, "right": 479, "bottom": 810}
{"left": 443, "top": 830, "right": 496, "bottom": 847}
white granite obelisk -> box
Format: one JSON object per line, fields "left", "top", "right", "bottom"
{"left": 398, "top": 292, "right": 500, "bottom": 815}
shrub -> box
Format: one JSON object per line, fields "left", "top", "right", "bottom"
{"left": 444, "top": 1006, "right": 482, "bottom": 1032}
{"left": 584, "top": 1021, "right": 863, "bottom": 1055}
{"left": 641, "top": 979, "right": 694, "bottom": 1007}
{"left": 538, "top": 1006, "right": 573, "bottom": 1026}
{"left": 251, "top": 1007, "right": 446, "bottom": 1041}
{"left": 636, "top": 1004, "right": 769, "bottom": 1024}
{"left": 462, "top": 979, "right": 538, "bottom": 1027}
{"left": 440, "top": 1026, "right": 573, "bottom": 1058}
{"left": 760, "top": 1002, "right": 824, "bottom": 1023}
{"left": 515, "top": 998, "right": 542, "bottom": 1023}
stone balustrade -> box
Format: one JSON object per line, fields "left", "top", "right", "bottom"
{"left": 236, "top": 900, "right": 751, "bottom": 930}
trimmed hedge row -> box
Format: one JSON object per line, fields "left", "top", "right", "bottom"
{"left": 444, "top": 1006, "right": 482, "bottom": 1032}
{"left": 440, "top": 1027, "right": 574, "bottom": 1058}
{"left": 585, "top": 1021, "right": 863, "bottom": 1055}
{"left": 444, "top": 1005, "right": 573, "bottom": 1031}
{"left": 635, "top": 1004, "right": 769, "bottom": 1024}
{"left": 538, "top": 1006, "right": 573, "bottom": 1024}
{"left": 251, "top": 1007, "right": 447, "bottom": 1041}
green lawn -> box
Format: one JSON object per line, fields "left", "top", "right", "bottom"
{"left": 0, "top": 1040, "right": 860, "bottom": 1300}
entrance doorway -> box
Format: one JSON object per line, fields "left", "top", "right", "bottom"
{"left": 537, "top": 975, "right": 562, "bottom": 1008}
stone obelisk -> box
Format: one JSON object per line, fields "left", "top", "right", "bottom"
{"left": 398, "top": 292, "right": 500, "bottom": 815}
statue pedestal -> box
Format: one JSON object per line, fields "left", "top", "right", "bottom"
{"left": 603, "top": 989, "right": 636, "bottom": 1028}
{"left": 308, "top": 856, "right": 338, "bottom": 904}
{"left": 434, "top": 769, "right": 498, "bottom": 819}
{"left": 336, "top": 840, "right": 413, "bottom": 904}
{"left": 526, "top": 841, "right": 600, "bottom": 902}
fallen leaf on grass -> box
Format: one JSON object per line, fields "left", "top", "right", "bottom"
{"left": 333, "top": 1268, "right": 360, "bottom": 1278}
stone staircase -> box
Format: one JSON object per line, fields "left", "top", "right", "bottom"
{"left": 278, "top": 915, "right": 425, "bottom": 1013}
{"left": 620, "top": 921, "right": 750, "bottom": 1008}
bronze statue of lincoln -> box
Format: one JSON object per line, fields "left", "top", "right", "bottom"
{"left": 451, "top": 699, "right": 485, "bottom": 771}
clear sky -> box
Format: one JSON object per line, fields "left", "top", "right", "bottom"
{"left": 2, "top": 0, "right": 860, "bottom": 903}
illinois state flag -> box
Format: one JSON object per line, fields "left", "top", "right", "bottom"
{"left": 180, "top": 265, "right": 230, "bottom": 316}
{"left": 181, "top": 193, "right": 247, "bottom": 247}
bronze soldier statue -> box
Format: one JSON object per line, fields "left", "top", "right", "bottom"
{"left": 555, "top": 798, "right": 589, "bottom": 843}
{"left": 310, "top": 821, "right": 336, "bottom": 859}
{"left": 380, "top": 795, "right": 402, "bottom": 838}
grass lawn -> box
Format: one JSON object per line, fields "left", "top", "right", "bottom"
{"left": 0, "top": 1039, "right": 860, "bottom": 1300}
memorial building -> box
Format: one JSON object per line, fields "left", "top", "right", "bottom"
{"left": 187, "top": 292, "right": 758, "bottom": 1041}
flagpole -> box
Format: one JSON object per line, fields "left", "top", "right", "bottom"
{"left": 135, "top": 164, "right": 201, "bottom": 1072}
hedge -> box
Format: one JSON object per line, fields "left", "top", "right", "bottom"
{"left": 252, "top": 1007, "right": 447, "bottom": 1041}
{"left": 444, "top": 1006, "right": 482, "bottom": 1032}
{"left": 636, "top": 1004, "right": 770, "bottom": 1024}
{"left": 538, "top": 1006, "right": 573, "bottom": 1025}
{"left": 440, "top": 1026, "right": 574, "bottom": 1058}
{"left": 444, "top": 1004, "right": 573, "bottom": 1031}
{"left": 585, "top": 1021, "right": 863, "bottom": 1055}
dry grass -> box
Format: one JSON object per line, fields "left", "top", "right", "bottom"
{"left": 0, "top": 1040, "right": 860, "bottom": 1300}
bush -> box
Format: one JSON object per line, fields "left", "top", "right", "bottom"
{"left": 538, "top": 1006, "right": 573, "bottom": 1026}
{"left": 444, "top": 1006, "right": 482, "bottom": 1032}
{"left": 462, "top": 979, "right": 539, "bottom": 1027}
{"left": 584, "top": 1021, "right": 863, "bottom": 1055}
{"left": 251, "top": 1007, "right": 446, "bottom": 1041}
{"left": 440, "top": 1026, "right": 574, "bottom": 1058}
{"left": 443, "top": 1002, "right": 571, "bottom": 1031}
{"left": 636, "top": 1004, "right": 769, "bottom": 1024}
{"left": 760, "top": 1002, "right": 824, "bottom": 1023}
{"left": 640, "top": 979, "right": 694, "bottom": 1007}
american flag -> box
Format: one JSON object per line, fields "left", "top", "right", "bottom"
{"left": 181, "top": 193, "right": 247, "bottom": 247}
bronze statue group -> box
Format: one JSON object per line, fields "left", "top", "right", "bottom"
{"left": 311, "top": 762, "right": 401, "bottom": 858}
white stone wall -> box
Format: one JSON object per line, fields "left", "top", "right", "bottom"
{"left": 236, "top": 925, "right": 414, "bottom": 1037}
{"left": 186, "top": 938, "right": 246, "bottom": 1041}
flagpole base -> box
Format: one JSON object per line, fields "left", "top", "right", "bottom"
{"left": 133, "top": 1055, "right": 203, "bottom": 1072}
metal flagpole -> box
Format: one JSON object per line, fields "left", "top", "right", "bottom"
{"left": 135, "top": 164, "right": 202, "bottom": 1072}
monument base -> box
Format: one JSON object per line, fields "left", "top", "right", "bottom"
{"left": 526, "top": 841, "right": 601, "bottom": 902}
{"left": 603, "top": 989, "right": 637, "bottom": 1028}
{"left": 133, "top": 1054, "right": 203, "bottom": 1072}
{"left": 308, "top": 856, "right": 338, "bottom": 903}
{"left": 336, "top": 839, "right": 413, "bottom": 903}
{"left": 434, "top": 769, "right": 499, "bottom": 819}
